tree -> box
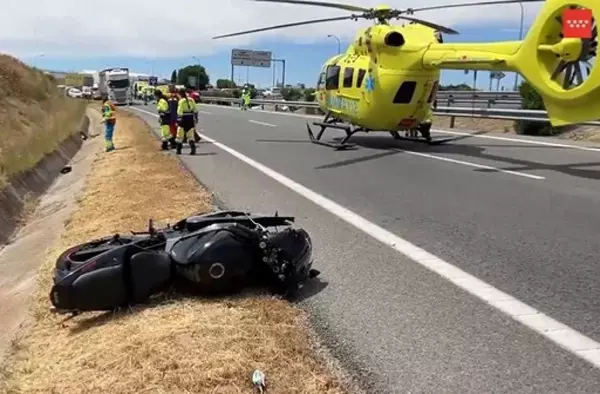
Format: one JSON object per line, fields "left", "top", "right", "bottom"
{"left": 438, "top": 83, "right": 473, "bottom": 91}
{"left": 170, "top": 70, "right": 177, "bottom": 83}
{"left": 281, "top": 87, "right": 302, "bottom": 101}
{"left": 303, "top": 88, "right": 316, "bottom": 102}
{"left": 216, "top": 79, "right": 236, "bottom": 89}
{"left": 515, "top": 81, "right": 563, "bottom": 136}
{"left": 176, "top": 64, "right": 210, "bottom": 90}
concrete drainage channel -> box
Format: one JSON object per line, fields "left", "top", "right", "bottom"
{"left": 0, "top": 108, "right": 103, "bottom": 365}
{"left": 0, "top": 115, "right": 90, "bottom": 246}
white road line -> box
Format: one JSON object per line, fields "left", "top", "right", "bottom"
{"left": 249, "top": 120, "right": 276, "bottom": 127}
{"left": 402, "top": 150, "right": 545, "bottom": 180}
{"left": 201, "top": 105, "right": 541, "bottom": 179}
{"left": 203, "top": 102, "right": 321, "bottom": 119}
{"left": 198, "top": 110, "right": 211, "bottom": 115}
{"left": 130, "top": 106, "right": 600, "bottom": 368}
{"left": 432, "top": 129, "right": 600, "bottom": 152}
{"left": 200, "top": 103, "right": 600, "bottom": 153}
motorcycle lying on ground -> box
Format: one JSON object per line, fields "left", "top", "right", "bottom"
{"left": 50, "top": 210, "right": 320, "bottom": 314}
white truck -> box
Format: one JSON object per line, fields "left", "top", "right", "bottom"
{"left": 98, "top": 68, "right": 132, "bottom": 105}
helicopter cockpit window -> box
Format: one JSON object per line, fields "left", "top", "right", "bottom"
{"left": 325, "top": 65, "right": 341, "bottom": 90}
{"left": 317, "top": 72, "right": 326, "bottom": 90}
{"left": 356, "top": 69, "right": 366, "bottom": 88}
{"left": 343, "top": 67, "right": 354, "bottom": 88}
{"left": 393, "top": 81, "right": 417, "bottom": 104}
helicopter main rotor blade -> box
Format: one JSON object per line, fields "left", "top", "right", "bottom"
{"left": 253, "top": 0, "right": 369, "bottom": 13}
{"left": 212, "top": 15, "right": 354, "bottom": 39}
{"left": 409, "top": 0, "right": 544, "bottom": 14}
{"left": 397, "top": 15, "right": 459, "bottom": 34}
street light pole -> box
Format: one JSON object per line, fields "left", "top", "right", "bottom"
{"left": 192, "top": 56, "right": 201, "bottom": 90}
{"left": 327, "top": 34, "right": 341, "bottom": 54}
{"left": 513, "top": 1, "right": 524, "bottom": 91}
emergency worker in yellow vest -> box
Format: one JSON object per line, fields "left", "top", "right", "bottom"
{"left": 241, "top": 89, "right": 251, "bottom": 110}
{"left": 175, "top": 88, "right": 198, "bottom": 155}
{"left": 167, "top": 86, "right": 180, "bottom": 149}
{"left": 154, "top": 90, "right": 171, "bottom": 150}
{"left": 101, "top": 96, "right": 116, "bottom": 152}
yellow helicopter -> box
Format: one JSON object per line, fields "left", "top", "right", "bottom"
{"left": 214, "top": 0, "right": 600, "bottom": 150}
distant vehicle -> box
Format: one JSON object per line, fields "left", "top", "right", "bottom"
{"left": 133, "top": 81, "right": 148, "bottom": 99}
{"left": 82, "top": 86, "right": 92, "bottom": 99}
{"left": 92, "top": 86, "right": 102, "bottom": 100}
{"left": 262, "top": 87, "right": 283, "bottom": 100}
{"left": 68, "top": 88, "right": 83, "bottom": 98}
{"left": 98, "top": 68, "right": 132, "bottom": 105}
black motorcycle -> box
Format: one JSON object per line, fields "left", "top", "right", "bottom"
{"left": 50, "top": 210, "right": 319, "bottom": 313}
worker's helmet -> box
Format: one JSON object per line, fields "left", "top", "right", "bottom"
{"left": 178, "top": 87, "right": 187, "bottom": 96}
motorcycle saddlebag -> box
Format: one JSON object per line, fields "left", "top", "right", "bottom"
{"left": 50, "top": 246, "right": 173, "bottom": 312}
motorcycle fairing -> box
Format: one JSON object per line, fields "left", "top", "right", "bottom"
{"left": 170, "top": 223, "right": 258, "bottom": 293}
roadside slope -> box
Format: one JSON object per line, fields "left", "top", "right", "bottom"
{"left": 0, "top": 53, "right": 87, "bottom": 244}
{"left": 0, "top": 54, "right": 85, "bottom": 185}
{"left": 0, "top": 109, "right": 347, "bottom": 394}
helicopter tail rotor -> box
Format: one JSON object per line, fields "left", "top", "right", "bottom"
{"left": 513, "top": 0, "right": 600, "bottom": 126}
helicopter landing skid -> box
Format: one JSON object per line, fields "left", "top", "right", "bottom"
{"left": 306, "top": 117, "right": 363, "bottom": 150}
{"left": 390, "top": 131, "right": 454, "bottom": 146}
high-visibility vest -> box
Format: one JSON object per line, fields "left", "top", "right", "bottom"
{"left": 102, "top": 101, "right": 116, "bottom": 124}
{"left": 157, "top": 98, "right": 168, "bottom": 114}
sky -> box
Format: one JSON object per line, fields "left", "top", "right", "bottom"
{"left": 1, "top": 0, "right": 543, "bottom": 90}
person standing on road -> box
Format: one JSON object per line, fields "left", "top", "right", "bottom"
{"left": 241, "top": 89, "right": 251, "bottom": 110}
{"left": 167, "top": 85, "right": 180, "bottom": 149}
{"left": 175, "top": 88, "right": 198, "bottom": 155}
{"left": 154, "top": 90, "right": 171, "bottom": 150}
{"left": 101, "top": 96, "right": 116, "bottom": 152}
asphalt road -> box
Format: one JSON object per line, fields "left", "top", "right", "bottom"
{"left": 130, "top": 103, "right": 600, "bottom": 393}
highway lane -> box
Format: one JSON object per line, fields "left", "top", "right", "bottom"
{"left": 130, "top": 105, "right": 600, "bottom": 393}
{"left": 197, "top": 105, "right": 600, "bottom": 336}
{"left": 202, "top": 104, "right": 600, "bottom": 193}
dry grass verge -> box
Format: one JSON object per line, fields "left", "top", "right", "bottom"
{"left": 0, "top": 54, "right": 86, "bottom": 188}
{"left": 0, "top": 108, "right": 346, "bottom": 394}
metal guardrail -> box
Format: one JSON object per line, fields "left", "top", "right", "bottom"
{"left": 436, "top": 90, "right": 521, "bottom": 98}
{"left": 198, "top": 96, "right": 600, "bottom": 127}
{"left": 201, "top": 90, "right": 522, "bottom": 109}
{"left": 436, "top": 91, "right": 522, "bottom": 109}
{"left": 206, "top": 90, "right": 521, "bottom": 109}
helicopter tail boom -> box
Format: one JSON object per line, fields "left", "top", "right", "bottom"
{"left": 422, "top": 41, "right": 522, "bottom": 72}
{"left": 424, "top": 0, "right": 600, "bottom": 126}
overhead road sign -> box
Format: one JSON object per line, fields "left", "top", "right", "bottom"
{"left": 231, "top": 49, "right": 272, "bottom": 67}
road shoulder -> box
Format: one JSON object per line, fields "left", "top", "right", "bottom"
{"left": 0, "top": 107, "right": 351, "bottom": 394}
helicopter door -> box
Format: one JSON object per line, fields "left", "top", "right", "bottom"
{"left": 317, "top": 72, "right": 325, "bottom": 91}
{"left": 427, "top": 80, "right": 439, "bottom": 107}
